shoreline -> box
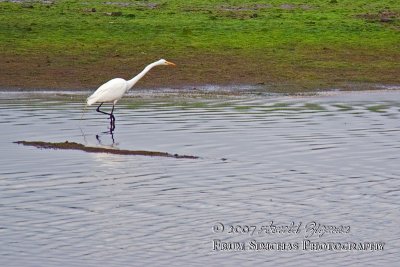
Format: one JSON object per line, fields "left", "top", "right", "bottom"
{"left": 1, "top": 84, "right": 400, "bottom": 102}
{"left": 1, "top": 82, "right": 399, "bottom": 93}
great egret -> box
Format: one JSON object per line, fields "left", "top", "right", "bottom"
{"left": 84, "top": 59, "right": 176, "bottom": 131}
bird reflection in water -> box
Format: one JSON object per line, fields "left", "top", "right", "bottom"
{"left": 96, "top": 131, "right": 117, "bottom": 147}
{"left": 80, "top": 127, "right": 117, "bottom": 148}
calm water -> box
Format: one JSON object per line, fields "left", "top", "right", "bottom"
{"left": 1, "top": 89, "right": 400, "bottom": 266}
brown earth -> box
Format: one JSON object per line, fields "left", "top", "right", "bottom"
{"left": 1, "top": 51, "right": 399, "bottom": 92}
{"left": 14, "top": 140, "right": 199, "bottom": 159}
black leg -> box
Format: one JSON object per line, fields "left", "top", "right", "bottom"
{"left": 110, "top": 119, "right": 115, "bottom": 132}
{"left": 96, "top": 103, "right": 111, "bottom": 116}
{"left": 96, "top": 103, "right": 116, "bottom": 132}
{"left": 110, "top": 131, "right": 115, "bottom": 144}
{"left": 110, "top": 104, "right": 115, "bottom": 132}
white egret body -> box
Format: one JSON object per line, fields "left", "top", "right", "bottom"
{"left": 85, "top": 59, "right": 176, "bottom": 131}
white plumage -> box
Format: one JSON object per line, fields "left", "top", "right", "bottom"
{"left": 86, "top": 78, "right": 128, "bottom": 106}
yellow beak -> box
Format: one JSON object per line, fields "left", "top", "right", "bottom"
{"left": 166, "top": 61, "right": 176, "bottom": 66}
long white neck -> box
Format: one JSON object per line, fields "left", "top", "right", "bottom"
{"left": 126, "top": 61, "right": 159, "bottom": 91}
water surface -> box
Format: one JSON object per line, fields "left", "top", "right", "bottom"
{"left": 1, "top": 90, "right": 400, "bottom": 266}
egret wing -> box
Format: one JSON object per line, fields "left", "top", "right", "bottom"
{"left": 86, "top": 78, "right": 127, "bottom": 105}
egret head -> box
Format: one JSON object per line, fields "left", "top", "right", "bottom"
{"left": 157, "top": 59, "right": 176, "bottom": 67}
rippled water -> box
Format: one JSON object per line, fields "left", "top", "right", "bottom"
{"left": 1, "top": 90, "right": 400, "bottom": 266}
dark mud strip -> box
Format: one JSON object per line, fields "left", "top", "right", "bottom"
{"left": 14, "top": 141, "right": 199, "bottom": 159}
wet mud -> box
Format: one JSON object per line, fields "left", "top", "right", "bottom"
{"left": 14, "top": 140, "right": 199, "bottom": 159}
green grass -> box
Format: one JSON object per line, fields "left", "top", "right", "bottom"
{"left": 1, "top": 0, "right": 398, "bottom": 54}
{"left": 0, "top": 0, "right": 399, "bottom": 89}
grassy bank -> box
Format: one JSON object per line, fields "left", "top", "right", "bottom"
{"left": 0, "top": 0, "right": 399, "bottom": 91}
